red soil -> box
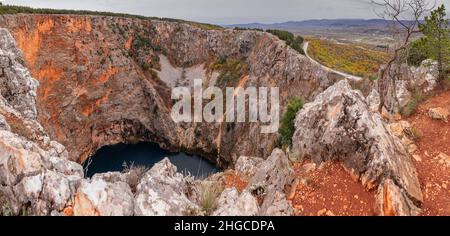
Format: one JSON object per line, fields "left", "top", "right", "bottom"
{"left": 291, "top": 161, "right": 376, "bottom": 216}
{"left": 405, "top": 90, "right": 450, "bottom": 216}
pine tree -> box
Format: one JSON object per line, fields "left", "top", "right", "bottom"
{"left": 419, "top": 4, "right": 450, "bottom": 82}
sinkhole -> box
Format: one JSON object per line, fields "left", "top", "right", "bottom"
{"left": 83, "top": 142, "right": 219, "bottom": 179}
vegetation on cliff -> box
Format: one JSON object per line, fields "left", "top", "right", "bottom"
{"left": 408, "top": 5, "right": 450, "bottom": 81}
{"left": 266, "top": 29, "right": 305, "bottom": 55}
{"left": 210, "top": 58, "right": 249, "bottom": 90}
{"left": 278, "top": 97, "right": 304, "bottom": 148}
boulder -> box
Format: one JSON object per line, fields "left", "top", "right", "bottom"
{"left": 376, "top": 179, "right": 421, "bottom": 216}
{"left": 246, "top": 149, "right": 294, "bottom": 216}
{"left": 428, "top": 107, "right": 449, "bottom": 122}
{"left": 134, "top": 158, "right": 198, "bottom": 216}
{"left": 213, "top": 188, "right": 259, "bottom": 216}
{"left": 292, "top": 80, "right": 423, "bottom": 216}
{"left": 387, "top": 121, "right": 418, "bottom": 154}
{"left": 234, "top": 156, "right": 263, "bottom": 178}
{"left": 437, "top": 153, "right": 450, "bottom": 167}
{"left": 73, "top": 178, "right": 134, "bottom": 216}
{"left": 366, "top": 89, "right": 381, "bottom": 112}
{"left": 41, "top": 170, "right": 81, "bottom": 212}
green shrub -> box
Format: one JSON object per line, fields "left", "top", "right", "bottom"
{"left": 266, "top": 29, "right": 305, "bottom": 55}
{"left": 211, "top": 58, "right": 248, "bottom": 90}
{"left": 405, "top": 39, "right": 429, "bottom": 66}
{"left": 278, "top": 97, "right": 304, "bottom": 148}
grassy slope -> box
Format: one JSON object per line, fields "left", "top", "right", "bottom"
{"left": 308, "top": 38, "right": 390, "bottom": 79}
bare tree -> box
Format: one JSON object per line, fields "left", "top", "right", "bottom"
{"left": 371, "top": 0, "right": 434, "bottom": 114}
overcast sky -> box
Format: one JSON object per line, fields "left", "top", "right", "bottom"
{"left": 3, "top": 0, "right": 449, "bottom": 24}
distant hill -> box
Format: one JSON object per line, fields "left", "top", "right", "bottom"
{"left": 226, "top": 19, "right": 417, "bottom": 30}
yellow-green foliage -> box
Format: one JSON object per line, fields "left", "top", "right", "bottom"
{"left": 210, "top": 58, "right": 248, "bottom": 89}
{"left": 308, "top": 38, "right": 389, "bottom": 79}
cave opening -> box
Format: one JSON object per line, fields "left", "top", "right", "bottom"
{"left": 83, "top": 142, "right": 219, "bottom": 179}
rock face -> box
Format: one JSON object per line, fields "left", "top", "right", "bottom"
{"left": 73, "top": 178, "right": 134, "bottom": 216}
{"left": 292, "top": 80, "right": 423, "bottom": 216}
{"left": 212, "top": 188, "right": 259, "bottom": 216}
{"left": 0, "top": 25, "right": 299, "bottom": 216}
{"left": 0, "top": 28, "right": 84, "bottom": 216}
{"left": 0, "top": 29, "right": 38, "bottom": 120}
{"left": 247, "top": 149, "right": 294, "bottom": 216}
{"left": 374, "top": 60, "right": 438, "bottom": 114}
{"left": 134, "top": 158, "right": 198, "bottom": 216}
{"left": 0, "top": 14, "right": 338, "bottom": 167}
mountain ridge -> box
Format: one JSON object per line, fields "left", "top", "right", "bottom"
{"left": 226, "top": 18, "right": 420, "bottom": 30}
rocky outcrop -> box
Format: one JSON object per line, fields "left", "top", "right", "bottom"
{"left": 73, "top": 178, "right": 134, "bottom": 216}
{"left": 0, "top": 28, "right": 84, "bottom": 216}
{"left": 0, "top": 26, "right": 299, "bottom": 216}
{"left": 0, "top": 14, "right": 338, "bottom": 167}
{"left": 247, "top": 149, "right": 294, "bottom": 216}
{"left": 0, "top": 29, "right": 38, "bottom": 120}
{"left": 212, "top": 188, "right": 259, "bottom": 216}
{"left": 292, "top": 80, "right": 423, "bottom": 216}
{"left": 134, "top": 158, "right": 198, "bottom": 216}
{"left": 374, "top": 60, "right": 439, "bottom": 114}
{"left": 131, "top": 149, "right": 294, "bottom": 216}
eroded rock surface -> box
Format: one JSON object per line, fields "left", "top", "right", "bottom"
{"left": 374, "top": 60, "right": 439, "bottom": 114}
{"left": 0, "top": 28, "right": 84, "bottom": 216}
{"left": 73, "top": 178, "right": 134, "bottom": 216}
{"left": 0, "top": 26, "right": 299, "bottom": 216}
{"left": 292, "top": 80, "right": 423, "bottom": 216}
{"left": 0, "top": 14, "right": 338, "bottom": 167}
{"left": 134, "top": 158, "right": 198, "bottom": 216}
{"left": 212, "top": 188, "right": 259, "bottom": 216}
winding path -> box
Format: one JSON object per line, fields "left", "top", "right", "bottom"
{"left": 303, "top": 41, "right": 363, "bottom": 82}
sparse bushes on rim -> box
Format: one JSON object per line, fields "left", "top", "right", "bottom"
{"left": 278, "top": 97, "right": 304, "bottom": 148}
{"left": 266, "top": 29, "right": 305, "bottom": 55}
{"left": 122, "top": 162, "right": 149, "bottom": 193}
{"left": 0, "top": 4, "right": 223, "bottom": 30}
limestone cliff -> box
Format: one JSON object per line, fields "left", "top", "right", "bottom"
{"left": 0, "top": 24, "right": 296, "bottom": 216}
{"left": 0, "top": 14, "right": 338, "bottom": 167}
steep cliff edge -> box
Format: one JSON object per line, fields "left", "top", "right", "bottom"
{"left": 0, "top": 14, "right": 338, "bottom": 166}
{"left": 0, "top": 14, "right": 429, "bottom": 215}
{"left": 0, "top": 27, "right": 295, "bottom": 216}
